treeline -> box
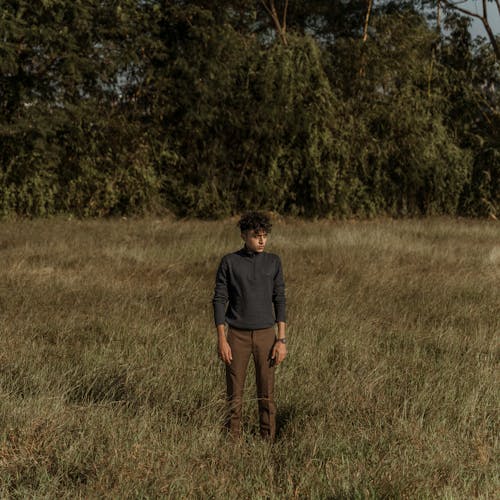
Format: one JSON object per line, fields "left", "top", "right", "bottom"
{"left": 0, "top": 0, "right": 498, "bottom": 218}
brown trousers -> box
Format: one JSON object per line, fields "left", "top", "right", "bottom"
{"left": 225, "top": 325, "right": 276, "bottom": 440}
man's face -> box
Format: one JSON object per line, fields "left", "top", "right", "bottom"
{"left": 242, "top": 229, "right": 268, "bottom": 253}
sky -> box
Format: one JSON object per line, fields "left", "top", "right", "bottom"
{"left": 373, "top": 0, "right": 500, "bottom": 39}
{"left": 462, "top": 0, "right": 500, "bottom": 38}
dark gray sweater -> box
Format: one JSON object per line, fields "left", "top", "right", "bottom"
{"left": 212, "top": 246, "right": 286, "bottom": 330}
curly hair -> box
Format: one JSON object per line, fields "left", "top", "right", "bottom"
{"left": 237, "top": 211, "right": 272, "bottom": 233}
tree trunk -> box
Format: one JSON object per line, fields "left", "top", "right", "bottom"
{"left": 260, "top": 0, "right": 289, "bottom": 45}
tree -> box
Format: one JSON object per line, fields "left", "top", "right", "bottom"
{"left": 260, "top": 0, "right": 289, "bottom": 45}
{"left": 421, "top": 0, "right": 500, "bottom": 59}
{"left": 0, "top": 0, "right": 496, "bottom": 217}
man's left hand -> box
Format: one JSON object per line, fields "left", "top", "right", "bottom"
{"left": 271, "top": 341, "right": 287, "bottom": 366}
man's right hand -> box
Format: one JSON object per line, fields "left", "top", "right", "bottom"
{"left": 218, "top": 338, "right": 233, "bottom": 365}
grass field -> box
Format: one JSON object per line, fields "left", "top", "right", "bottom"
{"left": 0, "top": 216, "right": 498, "bottom": 498}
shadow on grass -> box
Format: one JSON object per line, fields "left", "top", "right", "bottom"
{"left": 275, "top": 402, "right": 297, "bottom": 441}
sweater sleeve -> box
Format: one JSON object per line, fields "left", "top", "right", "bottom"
{"left": 272, "top": 256, "right": 286, "bottom": 323}
{"left": 212, "top": 257, "right": 229, "bottom": 326}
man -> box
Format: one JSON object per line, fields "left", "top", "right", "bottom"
{"left": 212, "top": 211, "right": 287, "bottom": 441}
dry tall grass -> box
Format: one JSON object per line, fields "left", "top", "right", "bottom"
{"left": 0, "top": 216, "right": 498, "bottom": 498}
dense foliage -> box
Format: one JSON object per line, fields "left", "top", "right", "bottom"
{"left": 0, "top": 0, "right": 498, "bottom": 217}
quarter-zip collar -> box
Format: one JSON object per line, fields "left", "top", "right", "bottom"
{"left": 241, "top": 244, "right": 262, "bottom": 257}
